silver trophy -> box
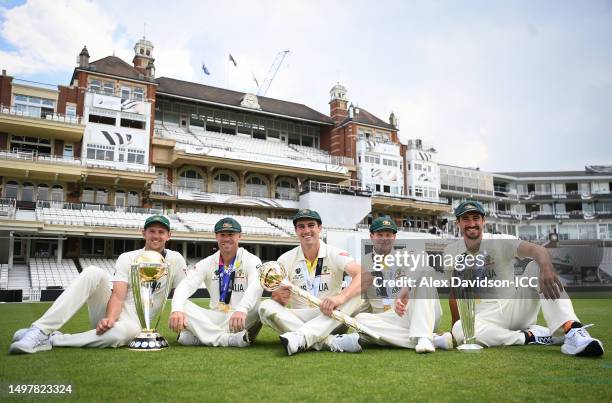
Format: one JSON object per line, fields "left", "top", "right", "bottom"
{"left": 259, "top": 261, "right": 382, "bottom": 341}
{"left": 128, "top": 250, "right": 174, "bottom": 351}
{"left": 455, "top": 265, "right": 483, "bottom": 352}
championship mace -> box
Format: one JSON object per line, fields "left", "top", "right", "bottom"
{"left": 128, "top": 250, "right": 174, "bottom": 351}
{"left": 259, "top": 261, "right": 382, "bottom": 340}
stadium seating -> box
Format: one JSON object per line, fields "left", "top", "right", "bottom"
{"left": 0, "top": 264, "right": 8, "bottom": 289}
{"left": 267, "top": 218, "right": 296, "bottom": 236}
{"left": 79, "top": 258, "right": 115, "bottom": 275}
{"left": 36, "top": 206, "right": 187, "bottom": 231}
{"left": 177, "top": 212, "right": 291, "bottom": 237}
{"left": 7, "top": 264, "right": 31, "bottom": 290}
{"left": 29, "top": 258, "right": 79, "bottom": 289}
{"left": 155, "top": 124, "right": 343, "bottom": 167}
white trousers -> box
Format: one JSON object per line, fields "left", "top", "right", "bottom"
{"left": 356, "top": 287, "right": 443, "bottom": 348}
{"left": 183, "top": 300, "right": 262, "bottom": 347}
{"left": 258, "top": 296, "right": 363, "bottom": 350}
{"left": 33, "top": 266, "right": 140, "bottom": 348}
{"left": 452, "top": 262, "right": 579, "bottom": 347}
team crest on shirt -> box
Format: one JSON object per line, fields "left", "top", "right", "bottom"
{"left": 295, "top": 267, "right": 301, "bottom": 274}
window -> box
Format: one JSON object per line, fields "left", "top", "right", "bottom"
{"left": 178, "top": 169, "right": 204, "bottom": 190}
{"left": 95, "top": 188, "right": 108, "bottom": 204}
{"left": 20, "top": 183, "right": 33, "bottom": 202}
{"left": 66, "top": 105, "right": 76, "bottom": 118}
{"left": 103, "top": 82, "right": 114, "bottom": 95}
{"left": 127, "top": 191, "right": 139, "bottom": 207}
{"left": 276, "top": 178, "right": 297, "bottom": 200}
{"left": 82, "top": 188, "right": 95, "bottom": 203}
{"left": 127, "top": 149, "right": 145, "bottom": 164}
{"left": 88, "top": 114, "right": 116, "bottom": 125}
{"left": 37, "top": 184, "right": 49, "bottom": 201}
{"left": 4, "top": 181, "right": 19, "bottom": 199}
{"left": 213, "top": 172, "right": 238, "bottom": 195}
{"left": 63, "top": 144, "right": 73, "bottom": 159}
{"left": 133, "top": 87, "right": 144, "bottom": 101}
{"left": 245, "top": 175, "right": 268, "bottom": 197}
{"left": 90, "top": 79, "right": 101, "bottom": 92}
{"left": 115, "top": 190, "right": 126, "bottom": 207}
{"left": 86, "top": 144, "right": 114, "bottom": 161}
{"left": 51, "top": 185, "right": 63, "bottom": 202}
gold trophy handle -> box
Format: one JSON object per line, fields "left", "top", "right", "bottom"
{"left": 281, "top": 279, "right": 382, "bottom": 341}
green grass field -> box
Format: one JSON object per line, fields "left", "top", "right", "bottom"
{"left": 0, "top": 298, "right": 610, "bottom": 402}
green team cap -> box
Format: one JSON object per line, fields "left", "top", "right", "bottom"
{"left": 292, "top": 209, "right": 322, "bottom": 226}
{"left": 214, "top": 217, "right": 242, "bottom": 233}
{"left": 370, "top": 216, "right": 398, "bottom": 233}
{"left": 144, "top": 214, "right": 171, "bottom": 231}
{"left": 454, "top": 200, "right": 486, "bottom": 217}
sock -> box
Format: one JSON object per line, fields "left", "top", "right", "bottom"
{"left": 524, "top": 330, "right": 535, "bottom": 344}
{"left": 563, "top": 321, "right": 583, "bottom": 334}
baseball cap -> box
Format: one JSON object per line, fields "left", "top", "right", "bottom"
{"left": 370, "top": 216, "right": 398, "bottom": 233}
{"left": 454, "top": 200, "right": 486, "bottom": 217}
{"left": 292, "top": 209, "right": 322, "bottom": 226}
{"left": 214, "top": 217, "right": 242, "bottom": 233}
{"left": 144, "top": 214, "right": 171, "bottom": 231}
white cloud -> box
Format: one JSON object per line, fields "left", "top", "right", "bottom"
{"left": 0, "top": 0, "right": 130, "bottom": 74}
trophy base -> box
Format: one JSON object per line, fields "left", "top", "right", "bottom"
{"left": 457, "top": 343, "right": 483, "bottom": 352}
{"left": 128, "top": 332, "right": 169, "bottom": 351}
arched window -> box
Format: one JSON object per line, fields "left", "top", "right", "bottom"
{"left": 36, "top": 184, "right": 49, "bottom": 201}
{"left": 178, "top": 169, "right": 204, "bottom": 190}
{"left": 276, "top": 178, "right": 298, "bottom": 200}
{"left": 127, "top": 191, "right": 139, "bottom": 207}
{"left": 21, "top": 183, "right": 34, "bottom": 202}
{"left": 95, "top": 188, "right": 108, "bottom": 204}
{"left": 245, "top": 175, "right": 268, "bottom": 197}
{"left": 51, "top": 185, "right": 64, "bottom": 202}
{"left": 4, "top": 181, "right": 18, "bottom": 199}
{"left": 213, "top": 172, "right": 237, "bottom": 195}
{"left": 115, "top": 190, "right": 126, "bottom": 207}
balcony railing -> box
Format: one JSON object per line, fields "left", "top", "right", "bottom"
{"left": 0, "top": 150, "right": 155, "bottom": 173}
{"left": 1, "top": 104, "right": 83, "bottom": 125}
{"left": 0, "top": 197, "right": 17, "bottom": 219}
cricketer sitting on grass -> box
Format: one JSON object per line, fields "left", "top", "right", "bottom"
{"left": 9, "top": 215, "right": 187, "bottom": 354}
{"left": 354, "top": 216, "right": 453, "bottom": 353}
{"left": 258, "top": 209, "right": 365, "bottom": 355}
{"left": 446, "top": 200, "right": 604, "bottom": 357}
{"left": 169, "top": 217, "right": 263, "bottom": 347}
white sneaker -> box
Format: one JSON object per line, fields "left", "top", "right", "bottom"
{"left": 228, "top": 330, "right": 250, "bottom": 348}
{"left": 561, "top": 324, "right": 604, "bottom": 357}
{"left": 526, "top": 325, "right": 554, "bottom": 345}
{"left": 416, "top": 337, "right": 435, "bottom": 353}
{"left": 434, "top": 332, "right": 454, "bottom": 350}
{"left": 178, "top": 330, "right": 201, "bottom": 346}
{"left": 329, "top": 333, "right": 362, "bottom": 353}
{"left": 279, "top": 331, "right": 306, "bottom": 356}
{"left": 12, "top": 327, "right": 29, "bottom": 342}
{"left": 9, "top": 327, "right": 51, "bottom": 354}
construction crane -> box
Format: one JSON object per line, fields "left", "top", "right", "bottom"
{"left": 256, "top": 50, "right": 290, "bottom": 96}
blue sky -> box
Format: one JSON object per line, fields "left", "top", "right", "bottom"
{"left": 1, "top": 0, "right": 611, "bottom": 172}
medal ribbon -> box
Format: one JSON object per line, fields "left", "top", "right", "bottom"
{"left": 218, "top": 254, "right": 237, "bottom": 305}
{"left": 303, "top": 258, "right": 324, "bottom": 297}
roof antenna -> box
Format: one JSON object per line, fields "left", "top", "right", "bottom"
{"left": 143, "top": 22, "right": 146, "bottom": 39}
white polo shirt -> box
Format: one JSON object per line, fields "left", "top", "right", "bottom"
{"left": 278, "top": 240, "right": 355, "bottom": 309}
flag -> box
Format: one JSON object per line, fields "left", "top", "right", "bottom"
{"left": 202, "top": 63, "right": 210, "bottom": 75}
{"left": 252, "top": 72, "right": 259, "bottom": 88}
{"left": 229, "top": 53, "right": 237, "bottom": 67}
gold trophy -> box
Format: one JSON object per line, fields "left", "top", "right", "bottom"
{"left": 259, "top": 261, "right": 382, "bottom": 341}
{"left": 128, "top": 250, "right": 174, "bottom": 351}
